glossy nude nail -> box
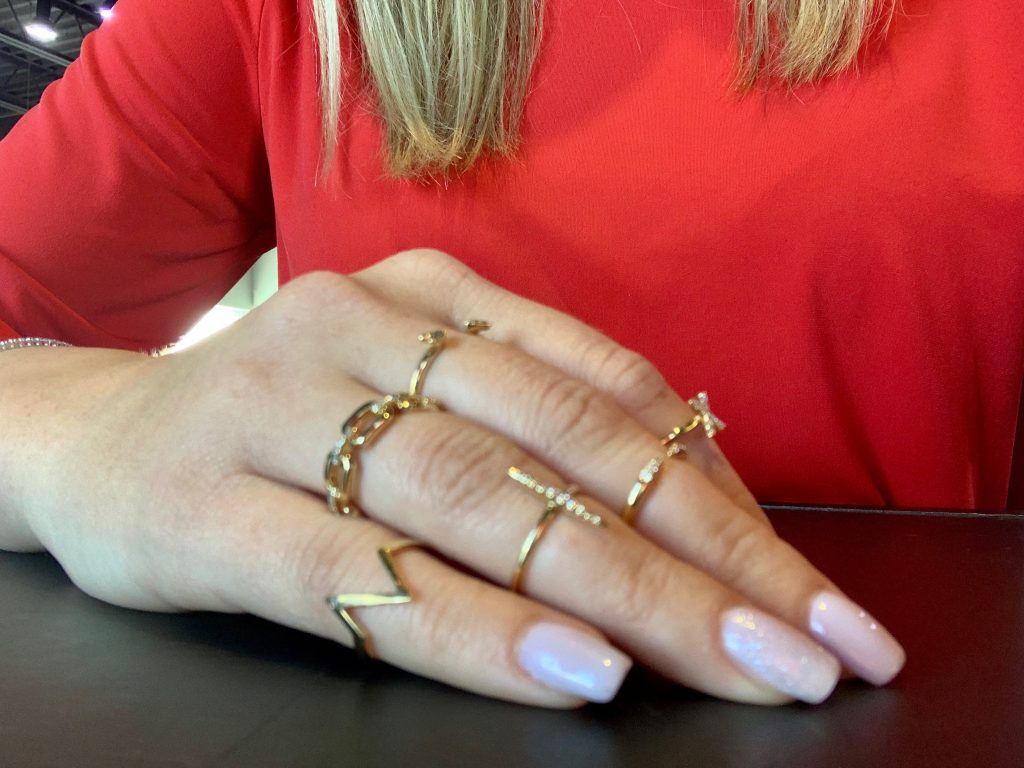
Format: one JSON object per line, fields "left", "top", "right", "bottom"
{"left": 809, "top": 591, "right": 906, "bottom": 686}
{"left": 518, "top": 623, "right": 632, "bottom": 703}
{"left": 721, "top": 608, "right": 840, "bottom": 704}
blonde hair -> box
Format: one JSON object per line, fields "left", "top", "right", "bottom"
{"left": 312, "top": 0, "right": 893, "bottom": 178}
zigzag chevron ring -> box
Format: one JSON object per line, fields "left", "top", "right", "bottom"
{"left": 326, "top": 539, "right": 422, "bottom": 658}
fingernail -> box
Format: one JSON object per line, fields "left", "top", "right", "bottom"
{"left": 808, "top": 591, "right": 906, "bottom": 686}
{"left": 518, "top": 623, "right": 632, "bottom": 703}
{"left": 721, "top": 608, "right": 840, "bottom": 704}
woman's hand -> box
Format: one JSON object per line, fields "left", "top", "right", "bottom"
{"left": 0, "top": 249, "right": 904, "bottom": 707}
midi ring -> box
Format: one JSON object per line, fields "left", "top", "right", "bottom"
{"left": 324, "top": 393, "right": 440, "bottom": 516}
{"left": 622, "top": 443, "right": 687, "bottom": 526}
{"left": 662, "top": 391, "right": 726, "bottom": 445}
{"left": 326, "top": 539, "right": 422, "bottom": 658}
{"left": 409, "top": 320, "right": 491, "bottom": 397}
{"left": 507, "top": 467, "right": 605, "bottom": 593}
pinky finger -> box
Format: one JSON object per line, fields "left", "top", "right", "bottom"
{"left": 217, "top": 476, "right": 633, "bottom": 707}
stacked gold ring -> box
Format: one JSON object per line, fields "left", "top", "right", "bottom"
{"left": 321, "top": 322, "right": 492, "bottom": 659}
{"left": 507, "top": 467, "right": 605, "bottom": 593}
{"left": 621, "top": 442, "right": 686, "bottom": 526}
{"left": 661, "top": 391, "right": 726, "bottom": 446}
{"left": 324, "top": 321, "right": 491, "bottom": 517}
{"left": 324, "top": 393, "right": 440, "bottom": 516}
{"left": 622, "top": 392, "right": 725, "bottom": 526}
{"left": 326, "top": 539, "right": 422, "bottom": 658}
{"left": 409, "top": 320, "right": 492, "bottom": 397}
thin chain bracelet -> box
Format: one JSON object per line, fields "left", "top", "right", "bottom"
{"left": 0, "top": 337, "right": 72, "bottom": 352}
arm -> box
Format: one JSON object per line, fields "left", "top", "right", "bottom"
{"left": 0, "top": 0, "right": 275, "bottom": 350}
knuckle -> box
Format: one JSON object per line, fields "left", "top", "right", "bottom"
{"left": 388, "top": 248, "right": 483, "bottom": 309}
{"left": 294, "top": 517, "right": 367, "bottom": 599}
{"left": 405, "top": 420, "right": 523, "bottom": 534}
{"left": 598, "top": 551, "right": 677, "bottom": 628}
{"left": 388, "top": 248, "right": 463, "bottom": 277}
{"left": 270, "top": 271, "right": 368, "bottom": 327}
{"left": 277, "top": 269, "right": 351, "bottom": 305}
{"left": 530, "top": 375, "right": 620, "bottom": 454}
{"left": 586, "top": 341, "right": 668, "bottom": 412}
{"left": 704, "top": 512, "right": 768, "bottom": 585}
{"left": 247, "top": 271, "right": 376, "bottom": 360}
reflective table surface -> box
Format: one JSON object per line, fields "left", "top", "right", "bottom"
{"left": 2, "top": 507, "right": 1021, "bottom": 767}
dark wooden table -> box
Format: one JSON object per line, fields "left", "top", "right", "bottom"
{"left": 2, "top": 507, "right": 1022, "bottom": 767}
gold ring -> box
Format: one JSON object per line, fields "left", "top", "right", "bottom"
{"left": 507, "top": 467, "right": 605, "bottom": 593}
{"left": 409, "top": 330, "right": 447, "bottom": 397}
{"left": 622, "top": 443, "right": 686, "bottom": 526}
{"left": 409, "top": 321, "right": 491, "bottom": 397}
{"left": 326, "top": 539, "right": 422, "bottom": 658}
{"left": 324, "top": 393, "right": 440, "bottom": 516}
{"left": 463, "top": 319, "right": 491, "bottom": 336}
{"left": 662, "top": 391, "right": 726, "bottom": 446}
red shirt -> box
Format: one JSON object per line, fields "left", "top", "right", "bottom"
{"left": 1, "top": 0, "right": 1022, "bottom": 509}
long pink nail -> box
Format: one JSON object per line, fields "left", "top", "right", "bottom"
{"left": 518, "top": 623, "right": 632, "bottom": 703}
{"left": 808, "top": 591, "right": 906, "bottom": 686}
{"left": 721, "top": 608, "right": 840, "bottom": 704}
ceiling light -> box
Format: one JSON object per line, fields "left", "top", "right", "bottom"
{"left": 25, "top": 0, "right": 58, "bottom": 43}
{"left": 98, "top": 4, "right": 113, "bottom": 19}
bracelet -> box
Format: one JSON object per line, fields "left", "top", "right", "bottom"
{"left": 0, "top": 337, "right": 72, "bottom": 352}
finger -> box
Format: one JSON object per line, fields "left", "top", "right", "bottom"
{"left": 327, "top": 411, "right": 843, "bottom": 704}
{"left": 204, "top": 474, "right": 634, "bottom": 707}
{"left": 354, "top": 250, "right": 768, "bottom": 526}
{"left": 228, "top": 275, "right": 900, "bottom": 689}
{"left": 233, "top": 348, "right": 841, "bottom": 705}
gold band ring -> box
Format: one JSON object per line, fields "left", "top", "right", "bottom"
{"left": 325, "top": 393, "right": 440, "bottom": 516}
{"left": 507, "top": 467, "right": 605, "bottom": 593}
{"left": 661, "top": 391, "right": 726, "bottom": 446}
{"left": 409, "top": 330, "right": 446, "bottom": 397}
{"left": 622, "top": 443, "right": 686, "bottom": 526}
{"left": 326, "top": 539, "right": 422, "bottom": 658}
{"left": 409, "top": 320, "right": 491, "bottom": 397}
{"left": 510, "top": 496, "right": 563, "bottom": 593}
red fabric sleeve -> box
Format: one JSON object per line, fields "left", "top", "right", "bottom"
{"left": 0, "top": 0, "right": 275, "bottom": 349}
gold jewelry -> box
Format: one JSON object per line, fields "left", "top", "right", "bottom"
{"left": 409, "top": 330, "right": 446, "bottom": 396}
{"left": 508, "top": 466, "right": 604, "bottom": 526}
{"left": 662, "top": 391, "right": 726, "bottom": 445}
{"left": 622, "top": 443, "right": 686, "bottom": 526}
{"left": 507, "top": 467, "right": 604, "bottom": 593}
{"left": 409, "top": 321, "right": 491, "bottom": 397}
{"left": 324, "top": 393, "right": 440, "bottom": 516}
{"left": 326, "top": 539, "right": 421, "bottom": 658}
{"left": 463, "top": 319, "right": 491, "bottom": 335}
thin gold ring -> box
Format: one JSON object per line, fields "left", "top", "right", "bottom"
{"left": 507, "top": 467, "right": 605, "bottom": 593}
{"left": 408, "top": 320, "right": 491, "bottom": 397}
{"left": 510, "top": 496, "right": 565, "bottom": 593}
{"left": 326, "top": 539, "right": 422, "bottom": 659}
{"left": 662, "top": 391, "right": 726, "bottom": 446}
{"left": 622, "top": 443, "right": 686, "bottom": 526}
{"left": 409, "top": 330, "right": 447, "bottom": 397}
